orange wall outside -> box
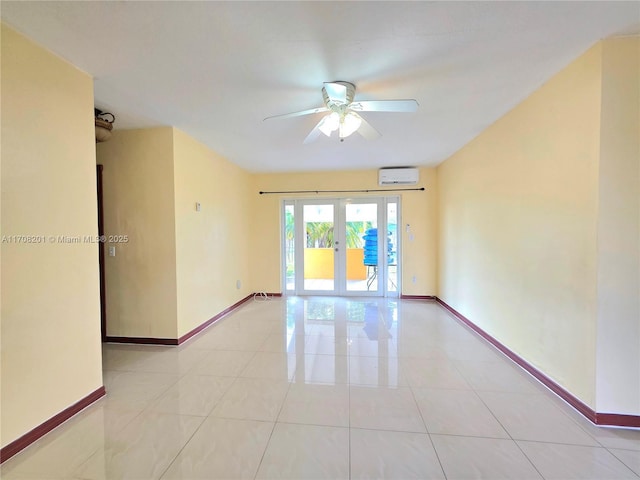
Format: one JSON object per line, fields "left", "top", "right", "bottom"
{"left": 304, "top": 248, "right": 367, "bottom": 280}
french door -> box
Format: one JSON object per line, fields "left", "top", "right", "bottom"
{"left": 283, "top": 197, "right": 400, "bottom": 297}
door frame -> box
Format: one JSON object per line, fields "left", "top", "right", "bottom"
{"left": 96, "top": 164, "right": 107, "bottom": 341}
{"left": 281, "top": 196, "right": 401, "bottom": 297}
{"left": 294, "top": 198, "right": 340, "bottom": 296}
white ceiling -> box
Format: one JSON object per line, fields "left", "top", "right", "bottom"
{"left": 2, "top": 1, "right": 638, "bottom": 173}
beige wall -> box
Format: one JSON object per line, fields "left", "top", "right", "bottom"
{"left": 437, "top": 44, "right": 603, "bottom": 406}
{"left": 96, "top": 128, "right": 178, "bottom": 339}
{"left": 96, "top": 127, "right": 255, "bottom": 339}
{"left": 251, "top": 168, "right": 437, "bottom": 295}
{"left": 172, "top": 129, "right": 253, "bottom": 337}
{"left": 1, "top": 25, "right": 103, "bottom": 447}
{"left": 595, "top": 38, "right": 640, "bottom": 415}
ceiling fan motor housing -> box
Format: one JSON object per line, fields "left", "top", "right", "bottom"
{"left": 322, "top": 81, "right": 356, "bottom": 110}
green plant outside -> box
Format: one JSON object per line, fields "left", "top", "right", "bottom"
{"left": 284, "top": 210, "right": 374, "bottom": 277}
{"left": 304, "top": 221, "right": 374, "bottom": 248}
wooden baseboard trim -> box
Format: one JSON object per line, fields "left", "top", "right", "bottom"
{"left": 435, "top": 297, "right": 640, "bottom": 428}
{"left": 593, "top": 412, "right": 640, "bottom": 428}
{"left": 400, "top": 295, "right": 437, "bottom": 300}
{"left": 177, "top": 293, "right": 254, "bottom": 344}
{"left": 0, "top": 386, "right": 106, "bottom": 464}
{"left": 104, "top": 293, "right": 268, "bottom": 346}
{"left": 105, "top": 336, "right": 178, "bottom": 345}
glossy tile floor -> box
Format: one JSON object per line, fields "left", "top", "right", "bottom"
{"left": 3, "top": 297, "right": 639, "bottom": 479}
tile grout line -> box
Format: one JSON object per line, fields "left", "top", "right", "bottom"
{"left": 408, "top": 382, "right": 449, "bottom": 479}
{"left": 158, "top": 320, "right": 266, "bottom": 479}
{"left": 99, "top": 348, "right": 207, "bottom": 479}
{"left": 449, "top": 360, "right": 518, "bottom": 443}
{"left": 144, "top": 329, "right": 252, "bottom": 479}
{"left": 251, "top": 349, "right": 295, "bottom": 480}
{"left": 510, "top": 438, "right": 548, "bottom": 479}
{"left": 445, "top": 338, "right": 606, "bottom": 446}
{"left": 155, "top": 414, "right": 208, "bottom": 480}
{"left": 445, "top": 345, "right": 577, "bottom": 479}
{"left": 468, "top": 374, "right": 636, "bottom": 477}
{"left": 607, "top": 448, "right": 640, "bottom": 478}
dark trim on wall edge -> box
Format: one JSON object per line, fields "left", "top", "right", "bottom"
{"left": 104, "top": 293, "right": 275, "bottom": 346}
{"left": 594, "top": 412, "right": 640, "bottom": 428}
{"left": 435, "top": 297, "right": 640, "bottom": 428}
{"left": 177, "top": 293, "right": 254, "bottom": 344}
{"left": 0, "top": 386, "right": 106, "bottom": 464}
{"left": 400, "top": 295, "right": 436, "bottom": 300}
{"left": 104, "top": 336, "right": 178, "bottom": 345}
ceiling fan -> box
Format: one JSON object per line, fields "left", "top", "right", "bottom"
{"left": 264, "top": 81, "right": 419, "bottom": 143}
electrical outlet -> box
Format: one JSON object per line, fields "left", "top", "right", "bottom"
{"left": 412, "top": 275, "right": 416, "bottom": 284}
{"left": 236, "top": 280, "right": 242, "bottom": 289}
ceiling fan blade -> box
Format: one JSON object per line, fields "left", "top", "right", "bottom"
{"left": 303, "top": 117, "right": 326, "bottom": 144}
{"left": 352, "top": 113, "right": 381, "bottom": 140}
{"left": 349, "top": 99, "right": 419, "bottom": 113}
{"left": 264, "top": 106, "right": 329, "bottom": 121}
{"left": 323, "top": 82, "right": 348, "bottom": 103}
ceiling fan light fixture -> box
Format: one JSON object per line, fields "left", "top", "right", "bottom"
{"left": 265, "top": 80, "right": 415, "bottom": 143}
{"left": 340, "top": 112, "right": 362, "bottom": 138}
{"left": 319, "top": 112, "right": 340, "bottom": 136}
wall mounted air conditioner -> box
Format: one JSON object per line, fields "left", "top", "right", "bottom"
{"left": 378, "top": 167, "right": 419, "bottom": 186}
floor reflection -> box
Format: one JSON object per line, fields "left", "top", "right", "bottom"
{"left": 285, "top": 296, "right": 401, "bottom": 386}
{"left": 4, "top": 295, "right": 637, "bottom": 480}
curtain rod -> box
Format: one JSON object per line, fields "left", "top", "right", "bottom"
{"left": 259, "top": 187, "right": 425, "bottom": 195}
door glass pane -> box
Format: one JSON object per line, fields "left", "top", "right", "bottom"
{"left": 346, "top": 202, "right": 378, "bottom": 292}
{"left": 387, "top": 202, "right": 398, "bottom": 293}
{"left": 303, "top": 204, "right": 334, "bottom": 291}
{"left": 284, "top": 204, "right": 295, "bottom": 291}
